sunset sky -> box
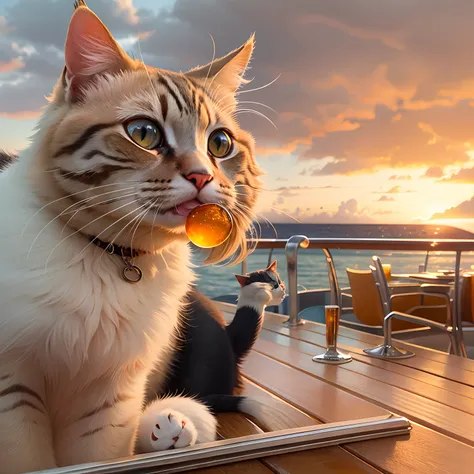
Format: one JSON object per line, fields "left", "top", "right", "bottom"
{"left": 1, "top": 0, "right": 474, "bottom": 225}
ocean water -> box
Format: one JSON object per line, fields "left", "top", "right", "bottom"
{"left": 193, "top": 248, "right": 474, "bottom": 299}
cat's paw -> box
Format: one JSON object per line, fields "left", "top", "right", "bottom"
{"left": 143, "top": 409, "right": 197, "bottom": 451}
{"left": 136, "top": 396, "right": 217, "bottom": 455}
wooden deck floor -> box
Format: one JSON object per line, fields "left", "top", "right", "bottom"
{"left": 206, "top": 302, "right": 474, "bottom": 474}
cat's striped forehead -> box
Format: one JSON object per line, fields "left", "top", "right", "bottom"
{"left": 117, "top": 70, "right": 221, "bottom": 130}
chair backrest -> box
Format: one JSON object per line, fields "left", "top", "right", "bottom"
{"left": 346, "top": 267, "right": 385, "bottom": 326}
{"left": 370, "top": 256, "right": 392, "bottom": 315}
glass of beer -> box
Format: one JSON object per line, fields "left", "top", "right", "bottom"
{"left": 382, "top": 263, "right": 392, "bottom": 282}
{"left": 312, "top": 305, "right": 352, "bottom": 364}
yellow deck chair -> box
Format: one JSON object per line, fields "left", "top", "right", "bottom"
{"left": 346, "top": 267, "right": 449, "bottom": 331}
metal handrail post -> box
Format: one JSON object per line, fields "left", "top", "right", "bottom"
{"left": 284, "top": 235, "right": 310, "bottom": 326}
{"left": 267, "top": 248, "right": 274, "bottom": 267}
{"left": 424, "top": 250, "right": 430, "bottom": 272}
{"left": 241, "top": 259, "right": 247, "bottom": 275}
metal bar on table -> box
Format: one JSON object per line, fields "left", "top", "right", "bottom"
{"left": 284, "top": 235, "right": 310, "bottom": 326}
{"left": 36, "top": 415, "right": 411, "bottom": 474}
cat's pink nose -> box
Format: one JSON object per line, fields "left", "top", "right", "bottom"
{"left": 185, "top": 173, "right": 212, "bottom": 190}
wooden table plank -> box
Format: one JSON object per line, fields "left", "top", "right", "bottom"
{"left": 240, "top": 348, "right": 474, "bottom": 474}
{"left": 252, "top": 334, "right": 474, "bottom": 446}
{"left": 218, "top": 301, "right": 474, "bottom": 472}
{"left": 195, "top": 460, "right": 272, "bottom": 474}
{"left": 260, "top": 326, "right": 474, "bottom": 413}
{"left": 265, "top": 323, "right": 474, "bottom": 399}
{"left": 219, "top": 300, "right": 473, "bottom": 389}
{"left": 262, "top": 448, "right": 382, "bottom": 474}
{"left": 218, "top": 301, "right": 474, "bottom": 374}
{"left": 255, "top": 309, "right": 474, "bottom": 387}
{"left": 214, "top": 380, "right": 383, "bottom": 474}
{"left": 242, "top": 351, "right": 388, "bottom": 422}
{"left": 242, "top": 381, "right": 383, "bottom": 474}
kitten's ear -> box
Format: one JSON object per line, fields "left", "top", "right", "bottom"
{"left": 235, "top": 274, "right": 250, "bottom": 287}
{"left": 64, "top": 5, "right": 133, "bottom": 100}
{"left": 266, "top": 260, "right": 277, "bottom": 273}
{"left": 186, "top": 34, "right": 254, "bottom": 96}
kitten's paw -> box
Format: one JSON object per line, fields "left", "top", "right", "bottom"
{"left": 142, "top": 409, "right": 197, "bottom": 452}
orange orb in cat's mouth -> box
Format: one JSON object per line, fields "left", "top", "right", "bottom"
{"left": 185, "top": 203, "right": 233, "bottom": 248}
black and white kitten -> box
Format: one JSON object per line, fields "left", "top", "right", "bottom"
{"left": 145, "top": 261, "right": 286, "bottom": 414}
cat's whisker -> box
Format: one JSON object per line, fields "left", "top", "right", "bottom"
{"left": 102, "top": 205, "right": 150, "bottom": 260}
{"left": 64, "top": 199, "right": 149, "bottom": 269}
{"left": 43, "top": 198, "right": 141, "bottom": 272}
{"left": 129, "top": 197, "right": 157, "bottom": 252}
{"left": 235, "top": 74, "right": 281, "bottom": 96}
{"left": 136, "top": 36, "right": 161, "bottom": 103}
{"left": 60, "top": 192, "right": 137, "bottom": 238}
{"left": 232, "top": 109, "right": 278, "bottom": 130}
{"left": 27, "top": 188, "right": 137, "bottom": 260}
{"left": 149, "top": 199, "right": 164, "bottom": 252}
{"left": 21, "top": 181, "right": 138, "bottom": 238}
{"left": 222, "top": 100, "right": 278, "bottom": 116}
{"left": 267, "top": 205, "right": 302, "bottom": 223}
{"left": 61, "top": 191, "right": 136, "bottom": 217}
{"left": 203, "top": 33, "right": 217, "bottom": 92}
{"left": 213, "top": 74, "right": 281, "bottom": 113}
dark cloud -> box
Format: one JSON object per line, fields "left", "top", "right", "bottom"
{"left": 424, "top": 166, "right": 444, "bottom": 179}
{"left": 372, "top": 186, "right": 415, "bottom": 195}
{"left": 3, "top": 0, "right": 145, "bottom": 50}
{"left": 377, "top": 196, "right": 395, "bottom": 202}
{"left": 431, "top": 195, "right": 474, "bottom": 219}
{"left": 0, "top": 79, "right": 51, "bottom": 118}
{"left": 1, "top": 0, "right": 474, "bottom": 180}
{"left": 441, "top": 166, "right": 474, "bottom": 183}
{"left": 301, "top": 104, "right": 472, "bottom": 173}
{"left": 389, "top": 174, "right": 412, "bottom": 180}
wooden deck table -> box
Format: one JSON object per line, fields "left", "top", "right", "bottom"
{"left": 212, "top": 301, "right": 474, "bottom": 474}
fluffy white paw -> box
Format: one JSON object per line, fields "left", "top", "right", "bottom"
{"left": 141, "top": 409, "right": 197, "bottom": 452}
{"left": 136, "top": 396, "right": 217, "bottom": 454}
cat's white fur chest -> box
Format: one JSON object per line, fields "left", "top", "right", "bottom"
{"left": 0, "top": 159, "right": 194, "bottom": 382}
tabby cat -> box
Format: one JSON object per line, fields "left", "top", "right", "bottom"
{"left": 142, "top": 260, "right": 286, "bottom": 440}
{"left": 0, "top": 2, "right": 288, "bottom": 472}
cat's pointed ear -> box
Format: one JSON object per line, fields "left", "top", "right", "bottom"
{"left": 235, "top": 274, "right": 250, "bottom": 287}
{"left": 64, "top": 4, "right": 133, "bottom": 100}
{"left": 266, "top": 260, "right": 277, "bottom": 273}
{"left": 186, "top": 34, "right": 254, "bottom": 96}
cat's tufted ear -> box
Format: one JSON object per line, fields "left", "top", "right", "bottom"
{"left": 235, "top": 274, "right": 250, "bottom": 287}
{"left": 63, "top": 4, "right": 133, "bottom": 100}
{"left": 186, "top": 34, "right": 254, "bottom": 98}
{"left": 266, "top": 260, "right": 277, "bottom": 273}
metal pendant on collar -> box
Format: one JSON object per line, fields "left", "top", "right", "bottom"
{"left": 121, "top": 254, "right": 143, "bottom": 284}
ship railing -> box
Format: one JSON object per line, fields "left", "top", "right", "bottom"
{"left": 242, "top": 235, "right": 474, "bottom": 358}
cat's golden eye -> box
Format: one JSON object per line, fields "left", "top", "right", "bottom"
{"left": 125, "top": 119, "right": 162, "bottom": 150}
{"left": 208, "top": 129, "right": 233, "bottom": 158}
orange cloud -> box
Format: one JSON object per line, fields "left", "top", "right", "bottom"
{"left": 442, "top": 166, "right": 474, "bottom": 183}
{"left": 0, "top": 110, "right": 42, "bottom": 120}
{"left": 0, "top": 57, "right": 24, "bottom": 72}
{"left": 431, "top": 195, "right": 474, "bottom": 219}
